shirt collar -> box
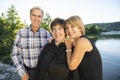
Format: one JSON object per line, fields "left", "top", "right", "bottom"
{"left": 28, "top": 25, "right": 41, "bottom": 32}
{"left": 51, "top": 39, "right": 65, "bottom": 47}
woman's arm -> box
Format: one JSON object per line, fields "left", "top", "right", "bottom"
{"left": 65, "top": 38, "right": 93, "bottom": 70}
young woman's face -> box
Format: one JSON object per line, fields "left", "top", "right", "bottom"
{"left": 65, "top": 23, "right": 81, "bottom": 39}
{"left": 52, "top": 24, "right": 66, "bottom": 42}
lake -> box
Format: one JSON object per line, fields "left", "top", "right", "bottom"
{"left": 95, "top": 38, "right": 120, "bottom": 80}
{"left": 101, "top": 31, "right": 120, "bottom": 35}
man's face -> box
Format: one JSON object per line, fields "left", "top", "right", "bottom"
{"left": 30, "top": 9, "right": 43, "bottom": 28}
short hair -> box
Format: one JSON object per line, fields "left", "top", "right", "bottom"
{"left": 30, "top": 6, "right": 44, "bottom": 16}
{"left": 49, "top": 18, "right": 66, "bottom": 33}
{"left": 66, "top": 15, "right": 85, "bottom": 35}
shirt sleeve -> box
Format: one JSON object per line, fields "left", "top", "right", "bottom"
{"left": 46, "top": 30, "right": 53, "bottom": 41}
{"left": 11, "top": 31, "right": 27, "bottom": 77}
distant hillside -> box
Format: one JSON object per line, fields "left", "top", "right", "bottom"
{"left": 85, "top": 21, "right": 120, "bottom": 31}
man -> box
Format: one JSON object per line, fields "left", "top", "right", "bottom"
{"left": 11, "top": 6, "right": 52, "bottom": 80}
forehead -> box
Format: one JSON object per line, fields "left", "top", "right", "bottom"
{"left": 66, "top": 23, "right": 72, "bottom": 26}
{"left": 52, "top": 24, "right": 64, "bottom": 29}
{"left": 31, "top": 9, "right": 42, "bottom": 14}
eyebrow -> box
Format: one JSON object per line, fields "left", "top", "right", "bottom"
{"left": 31, "top": 14, "right": 42, "bottom": 17}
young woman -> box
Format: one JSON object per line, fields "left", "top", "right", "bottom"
{"left": 65, "top": 15, "right": 103, "bottom": 80}
{"left": 37, "top": 18, "right": 69, "bottom": 80}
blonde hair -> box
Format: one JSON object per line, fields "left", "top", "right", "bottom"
{"left": 30, "top": 6, "right": 44, "bottom": 16}
{"left": 66, "top": 15, "right": 85, "bottom": 35}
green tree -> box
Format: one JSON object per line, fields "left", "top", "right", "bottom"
{"left": 85, "top": 24, "right": 103, "bottom": 35}
{"left": 0, "top": 5, "right": 25, "bottom": 64}
{"left": 41, "top": 13, "right": 52, "bottom": 32}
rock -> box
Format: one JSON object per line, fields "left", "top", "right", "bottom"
{"left": 0, "top": 62, "right": 20, "bottom": 80}
{"left": 0, "top": 74, "right": 5, "bottom": 80}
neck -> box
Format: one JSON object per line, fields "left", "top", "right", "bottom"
{"left": 55, "top": 39, "right": 65, "bottom": 46}
{"left": 32, "top": 26, "right": 39, "bottom": 33}
{"left": 73, "top": 35, "right": 82, "bottom": 46}
{"left": 55, "top": 42, "right": 60, "bottom": 46}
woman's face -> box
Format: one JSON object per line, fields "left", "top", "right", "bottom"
{"left": 65, "top": 23, "right": 81, "bottom": 39}
{"left": 52, "top": 24, "right": 66, "bottom": 42}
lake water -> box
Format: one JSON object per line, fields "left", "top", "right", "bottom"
{"left": 95, "top": 38, "right": 120, "bottom": 80}
{"left": 101, "top": 31, "right": 120, "bottom": 35}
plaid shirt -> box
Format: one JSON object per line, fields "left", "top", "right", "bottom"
{"left": 11, "top": 26, "right": 52, "bottom": 77}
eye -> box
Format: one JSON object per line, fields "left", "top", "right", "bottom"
{"left": 71, "top": 26, "right": 74, "bottom": 28}
{"left": 32, "top": 14, "right": 36, "bottom": 17}
{"left": 59, "top": 27, "right": 63, "bottom": 30}
{"left": 52, "top": 28, "right": 56, "bottom": 32}
{"left": 65, "top": 26, "right": 68, "bottom": 29}
{"left": 38, "top": 15, "right": 42, "bottom": 18}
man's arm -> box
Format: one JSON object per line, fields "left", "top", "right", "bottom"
{"left": 11, "top": 31, "right": 27, "bottom": 78}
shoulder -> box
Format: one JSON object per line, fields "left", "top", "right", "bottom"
{"left": 43, "top": 42, "right": 53, "bottom": 49}
{"left": 40, "top": 28, "right": 52, "bottom": 39}
{"left": 76, "top": 37, "right": 93, "bottom": 51}
{"left": 40, "top": 28, "right": 49, "bottom": 32}
{"left": 18, "top": 27, "right": 29, "bottom": 32}
{"left": 40, "top": 28, "right": 51, "bottom": 34}
{"left": 41, "top": 42, "right": 55, "bottom": 53}
{"left": 77, "top": 37, "right": 90, "bottom": 45}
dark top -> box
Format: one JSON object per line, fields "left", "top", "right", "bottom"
{"left": 70, "top": 36, "right": 103, "bottom": 80}
{"left": 37, "top": 40, "right": 69, "bottom": 80}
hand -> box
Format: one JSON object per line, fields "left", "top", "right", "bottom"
{"left": 65, "top": 38, "right": 74, "bottom": 49}
{"left": 21, "top": 73, "right": 29, "bottom": 80}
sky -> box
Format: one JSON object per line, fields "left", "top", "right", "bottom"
{"left": 0, "top": 0, "right": 120, "bottom": 25}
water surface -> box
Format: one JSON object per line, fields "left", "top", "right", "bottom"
{"left": 96, "top": 39, "right": 120, "bottom": 80}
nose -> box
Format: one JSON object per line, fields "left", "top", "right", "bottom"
{"left": 66, "top": 27, "right": 72, "bottom": 33}
{"left": 55, "top": 29, "right": 60, "bottom": 34}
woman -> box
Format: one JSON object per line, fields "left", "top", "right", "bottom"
{"left": 37, "top": 18, "right": 69, "bottom": 80}
{"left": 65, "top": 15, "right": 103, "bottom": 80}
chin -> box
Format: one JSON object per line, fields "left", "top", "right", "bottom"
{"left": 69, "top": 36, "right": 74, "bottom": 39}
